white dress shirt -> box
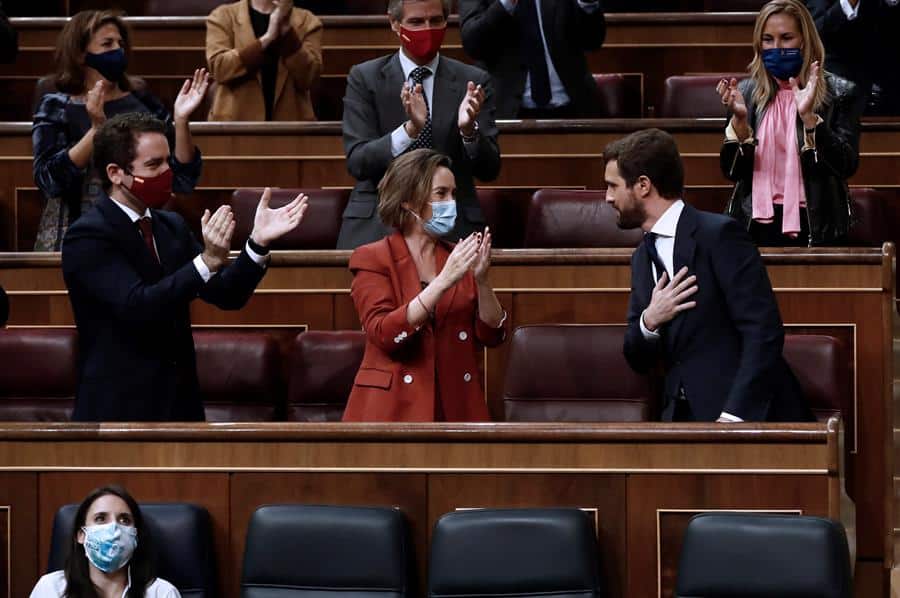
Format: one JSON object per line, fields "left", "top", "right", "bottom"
{"left": 30, "top": 570, "right": 181, "bottom": 598}
{"left": 635, "top": 199, "right": 742, "bottom": 422}
{"left": 390, "top": 51, "right": 480, "bottom": 158}
{"left": 110, "top": 197, "right": 267, "bottom": 282}
{"left": 499, "top": 0, "right": 601, "bottom": 109}
{"left": 841, "top": 0, "right": 900, "bottom": 20}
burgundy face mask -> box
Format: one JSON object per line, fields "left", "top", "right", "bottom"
{"left": 399, "top": 25, "right": 446, "bottom": 64}
{"left": 125, "top": 168, "right": 173, "bottom": 209}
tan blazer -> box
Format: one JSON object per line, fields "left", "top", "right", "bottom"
{"left": 206, "top": 0, "right": 323, "bottom": 121}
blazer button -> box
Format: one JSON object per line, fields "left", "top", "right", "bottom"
{"left": 463, "top": 372, "right": 472, "bottom": 382}
{"left": 458, "top": 331, "right": 468, "bottom": 341}
{"left": 403, "top": 374, "right": 413, "bottom": 384}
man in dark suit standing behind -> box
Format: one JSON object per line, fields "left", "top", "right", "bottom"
{"left": 62, "top": 112, "right": 308, "bottom": 421}
{"left": 607, "top": 128, "right": 812, "bottom": 422}
{"left": 337, "top": 0, "right": 501, "bottom": 249}
{"left": 459, "top": 0, "right": 606, "bottom": 119}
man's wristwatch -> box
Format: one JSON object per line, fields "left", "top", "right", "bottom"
{"left": 460, "top": 120, "right": 479, "bottom": 142}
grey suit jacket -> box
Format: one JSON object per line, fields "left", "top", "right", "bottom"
{"left": 337, "top": 52, "right": 501, "bottom": 249}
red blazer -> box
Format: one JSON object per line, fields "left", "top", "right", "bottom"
{"left": 343, "top": 232, "right": 509, "bottom": 422}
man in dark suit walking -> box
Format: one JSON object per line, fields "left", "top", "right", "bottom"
{"left": 459, "top": 0, "right": 606, "bottom": 119}
{"left": 62, "top": 112, "right": 308, "bottom": 421}
{"left": 607, "top": 128, "right": 812, "bottom": 422}
{"left": 337, "top": 0, "right": 501, "bottom": 249}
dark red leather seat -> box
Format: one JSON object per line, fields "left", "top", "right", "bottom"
{"left": 231, "top": 188, "right": 349, "bottom": 249}
{"left": 194, "top": 330, "right": 283, "bottom": 421}
{"left": 847, "top": 188, "right": 889, "bottom": 245}
{"left": 0, "top": 328, "right": 77, "bottom": 421}
{"left": 659, "top": 74, "right": 748, "bottom": 118}
{"left": 782, "top": 334, "right": 852, "bottom": 430}
{"left": 477, "top": 188, "right": 531, "bottom": 248}
{"left": 524, "top": 189, "right": 643, "bottom": 248}
{"left": 503, "top": 325, "right": 655, "bottom": 422}
{"left": 592, "top": 73, "right": 627, "bottom": 118}
{"left": 286, "top": 331, "right": 365, "bottom": 421}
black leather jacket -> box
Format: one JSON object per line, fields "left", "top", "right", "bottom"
{"left": 720, "top": 72, "right": 861, "bottom": 245}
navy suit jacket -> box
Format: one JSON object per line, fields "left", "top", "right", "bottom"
{"left": 624, "top": 204, "right": 813, "bottom": 422}
{"left": 61, "top": 194, "right": 266, "bottom": 421}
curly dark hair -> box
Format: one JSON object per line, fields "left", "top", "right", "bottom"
{"left": 93, "top": 112, "right": 167, "bottom": 191}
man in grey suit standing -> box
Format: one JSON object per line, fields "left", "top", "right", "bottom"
{"left": 337, "top": 0, "right": 501, "bottom": 250}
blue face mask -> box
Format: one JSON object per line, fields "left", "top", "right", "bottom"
{"left": 85, "top": 48, "right": 128, "bottom": 82}
{"left": 411, "top": 200, "right": 457, "bottom": 237}
{"left": 761, "top": 48, "right": 804, "bottom": 81}
{"left": 82, "top": 522, "right": 138, "bottom": 573}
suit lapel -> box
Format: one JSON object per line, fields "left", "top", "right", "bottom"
{"left": 432, "top": 56, "right": 462, "bottom": 149}
{"left": 381, "top": 54, "right": 408, "bottom": 131}
{"left": 538, "top": 0, "right": 556, "bottom": 57}
{"left": 387, "top": 232, "right": 424, "bottom": 308}
{"left": 666, "top": 204, "right": 698, "bottom": 345}
{"left": 434, "top": 241, "right": 458, "bottom": 323}
{"left": 236, "top": 0, "right": 261, "bottom": 85}
{"left": 96, "top": 196, "right": 163, "bottom": 280}
{"left": 272, "top": 5, "right": 304, "bottom": 108}
{"left": 149, "top": 211, "right": 177, "bottom": 275}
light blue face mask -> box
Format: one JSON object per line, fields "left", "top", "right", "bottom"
{"left": 82, "top": 522, "right": 138, "bottom": 573}
{"left": 411, "top": 200, "right": 457, "bottom": 237}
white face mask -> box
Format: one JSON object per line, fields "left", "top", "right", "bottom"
{"left": 82, "top": 522, "right": 138, "bottom": 573}
{"left": 407, "top": 200, "right": 457, "bottom": 237}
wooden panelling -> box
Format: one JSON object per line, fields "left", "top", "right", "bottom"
{"left": 0, "top": 473, "right": 38, "bottom": 598}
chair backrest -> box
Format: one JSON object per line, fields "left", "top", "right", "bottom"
{"left": 659, "top": 74, "right": 748, "bottom": 118}
{"left": 592, "top": 73, "right": 627, "bottom": 118}
{"left": 144, "top": 0, "right": 227, "bottom": 15}
{"left": 503, "top": 325, "right": 655, "bottom": 422}
{"left": 194, "top": 330, "right": 283, "bottom": 421}
{"left": 49, "top": 503, "right": 217, "bottom": 598}
{"left": 241, "top": 504, "right": 412, "bottom": 598}
{"left": 286, "top": 331, "right": 365, "bottom": 422}
{"left": 0, "top": 328, "right": 77, "bottom": 421}
{"left": 676, "top": 513, "right": 851, "bottom": 598}
{"left": 428, "top": 508, "right": 602, "bottom": 598}
{"left": 782, "top": 334, "right": 852, "bottom": 429}
{"left": 524, "top": 189, "right": 643, "bottom": 248}
{"left": 847, "top": 187, "right": 889, "bottom": 245}
{"left": 476, "top": 188, "right": 531, "bottom": 248}
{"left": 231, "top": 188, "right": 349, "bottom": 249}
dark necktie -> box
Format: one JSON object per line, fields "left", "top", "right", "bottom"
{"left": 137, "top": 217, "right": 160, "bottom": 264}
{"left": 408, "top": 66, "right": 434, "bottom": 150}
{"left": 518, "top": 0, "right": 552, "bottom": 108}
{"left": 643, "top": 232, "right": 668, "bottom": 284}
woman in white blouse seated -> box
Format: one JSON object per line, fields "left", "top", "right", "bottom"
{"left": 30, "top": 485, "right": 180, "bottom": 598}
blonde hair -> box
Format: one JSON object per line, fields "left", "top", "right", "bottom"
{"left": 748, "top": 0, "right": 828, "bottom": 112}
{"left": 377, "top": 149, "right": 452, "bottom": 231}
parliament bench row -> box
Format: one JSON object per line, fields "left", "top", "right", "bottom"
{"left": 0, "top": 325, "right": 851, "bottom": 424}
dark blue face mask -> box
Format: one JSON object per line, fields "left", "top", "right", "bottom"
{"left": 85, "top": 48, "right": 128, "bottom": 82}
{"left": 761, "top": 47, "right": 804, "bottom": 81}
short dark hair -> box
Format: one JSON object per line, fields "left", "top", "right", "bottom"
{"left": 603, "top": 128, "right": 684, "bottom": 200}
{"left": 93, "top": 112, "right": 167, "bottom": 191}
{"left": 387, "top": 0, "right": 451, "bottom": 20}
{"left": 378, "top": 148, "right": 453, "bottom": 230}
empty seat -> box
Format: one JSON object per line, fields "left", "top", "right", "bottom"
{"left": 194, "top": 330, "right": 283, "bottom": 421}
{"left": 592, "top": 73, "right": 627, "bottom": 118}
{"left": 0, "top": 328, "right": 77, "bottom": 421}
{"left": 231, "top": 188, "right": 349, "bottom": 250}
{"left": 659, "top": 74, "right": 748, "bottom": 118}
{"left": 428, "top": 508, "right": 602, "bottom": 598}
{"left": 477, "top": 188, "right": 531, "bottom": 248}
{"left": 503, "top": 325, "right": 655, "bottom": 422}
{"left": 847, "top": 187, "right": 889, "bottom": 245}
{"left": 676, "top": 513, "right": 851, "bottom": 598}
{"left": 783, "top": 334, "right": 852, "bottom": 428}
{"left": 524, "top": 189, "right": 643, "bottom": 248}
{"left": 286, "top": 331, "right": 365, "bottom": 422}
{"left": 49, "top": 503, "right": 217, "bottom": 598}
{"left": 241, "top": 505, "right": 413, "bottom": 598}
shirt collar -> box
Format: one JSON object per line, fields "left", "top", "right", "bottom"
{"left": 110, "top": 196, "right": 151, "bottom": 223}
{"left": 650, "top": 199, "right": 685, "bottom": 238}
{"left": 398, "top": 50, "right": 440, "bottom": 80}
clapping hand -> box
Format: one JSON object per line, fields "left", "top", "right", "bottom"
{"left": 401, "top": 82, "right": 428, "bottom": 138}
{"left": 457, "top": 81, "right": 484, "bottom": 137}
{"left": 200, "top": 205, "right": 235, "bottom": 272}
{"left": 249, "top": 187, "right": 309, "bottom": 248}
{"left": 173, "top": 68, "right": 210, "bottom": 123}
{"left": 791, "top": 60, "right": 819, "bottom": 128}
{"left": 471, "top": 228, "right": 492, "bottom": 284}
{"left": 86, "top": 80, "right": 107, "bottom": 128}
{"left": 436, "top": 233, "right": 480, "bottom": 290}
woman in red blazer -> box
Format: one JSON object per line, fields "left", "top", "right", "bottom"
{"left": 343, "top": 149, "right": 509, "bottom": 422}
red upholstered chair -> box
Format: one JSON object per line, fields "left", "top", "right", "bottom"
{"left": 659, "top": 74, "right": 748, "bottom": 118}
{"left": 524, "top": 189, "right": 643, "bottom": 248}
{"left": 231, "top": 188, "right": 349, "bottom": 249}
{"left": 0, "top": 328, "right": 77, "bottom": 421}
{"left": 286, "top": 331, "right": 365, "bottom": 421}
{"left": 847, "top": 188, "right": 889, "bottom": 246}
{"left": 477, "top": 188, "right": 530, "bottom": 248}
{"left": 503, "top": 325, "right": 656, "bottom": 422}
{"left": 194, "top": 331, "right": 284, "bottom": 421}
{"left": 782, "top": 335, "right": 852, "bottom": 434}
{"left": 144, "top": 0, "right": 226, "bottom": 15}
{"left": 592, "top": 73, "right": 627, "bottom": 118}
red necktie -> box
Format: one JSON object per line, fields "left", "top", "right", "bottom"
{"left": 137, "top": 217, "right": 160, "bottom": 264}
